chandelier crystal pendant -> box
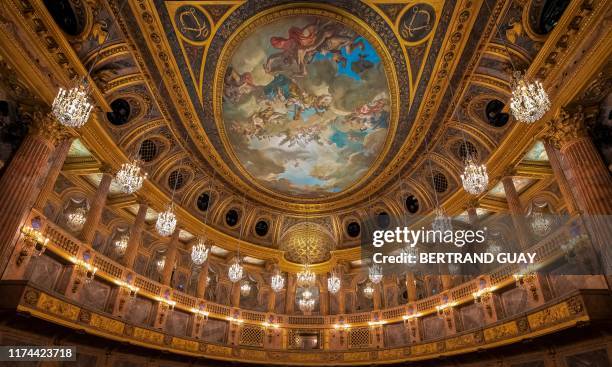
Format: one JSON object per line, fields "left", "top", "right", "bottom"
{"left": 228, "top": 258, "right": 244, "bottom": 283}
{"left": 66, "top": 207, "right": 88, "bottom": 231}
{"left": 327, "top": 271, "right": 341, "bottom": 294}
{"left": 368, "top": 264, "right": 383, "bottom": 284}
{"left": 432, "top": 207, "right": 453, "bottom": 233}
{"left": 52, "top": 79, "right": 94, "bottom": 128}
{"left": 530, "top": 210, "right": 552, "bottom": 236}
{"left": 115, "top": 159, "right": 148, "bottom": 194}
{"left": 461, "top": 155, "right": 488, "bottom": 195}
{"left": 363, "top": 281, "right": 375, "bottom": 299}
{"left": 156, "top": 256, "right": 166, "bottom": 273}
{"left": 114, "top": 234, "right": 130, "bottom": 256}
{"left": 510, "top": 71, "right": 551, "bottom": 124}
{"left": 155, "top": 205, "right": 177, "bottom": 237}
{"left": 297, "top": 264, "right": 316, "bottom": 288}
{"left": 240, "top": 280, "right": 251, "bottom": 296}
{"left": 298, "top": 297, "right": 315, "bottom": 313}
{"left": 191, "top": 237, "right": 209, "bottom": 265}
{"left": 270, "top": 269, "right": 285, "bottom": 293}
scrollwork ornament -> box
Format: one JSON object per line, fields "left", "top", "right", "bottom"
{"left": 544, "top": 106, "right": 588, "bottom": 149}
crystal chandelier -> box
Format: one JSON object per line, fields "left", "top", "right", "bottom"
{"left": 114, "top": 234, "right": 129, "bottom": 256}
{"left": 461, "top": 155, "right": 488, "bottom": 195}
{"left": 66, "top": 207, "right": 88, "bottom": 231}
{"left": 530, "top": 211, "right": 552, "bottom": 236}
{"left": 270, "top": 269, "right": 285, "bottom": 293}
{"left": 327, "top": 271, "right": 341, "bottom": 294}
{"left": 240, "top": 280, "right": 251, "bottom": 296}
{"left": 156, "top": 256, "right": 166, "bottom": 272}
{"left": 115, "top": 159, "right": 148, "bottom": 194}
{"left": 363, "top": 281, "right": 375, "bottom": 299}
{"left": 297, "top": 264, "right": 316, "bottom": 288}
{"left": 368, "top": 264, "right": 383, "bottom": 284}
{"left": 156, "top": 205, "right": 177, "bottom": 237}
{"left": 52, "top": 79, "right": 94, "bottom": 128}
{"left": 302, "top": 288, "right": 313, "bottom": 299}
{"left": 298, "top": 297, "right": 315, "bottom": 313}
{"left": 191, "top": 237, "right": 209, "bottom": 265}
{"left": 510, "top": 71, "right": 551, "bottom": 124}
{"left": 432, "top": 207, "right": 452, "bottom": 233}
{"left": 228, "top": 258, "right": 244, "bottom": 283}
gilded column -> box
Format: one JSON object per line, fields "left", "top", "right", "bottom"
{"left": 501, "top": 173, "right": 530, "bottom": 249}
{"left": 80, "top": 167, "right": 113, "bottom": 244}
{"left": 161, "top": 229, "right": 180, "bottom": 285}
{"left": 0, "top": 112, "right": 71, "bottom": 274}
{"left": 196, "top": 262, "right": 209, "bottom": 299}
{"left": 546, "top": 107, "right": 612, "bottom": 274}
{"left": 123, "top": 200, "right": 148, "bottom": 268}
{"left": 33, "top": 136, "right": 75, "bottom": 210}
{"left": 543, "top": 140, "right": 579, "bottom": 215}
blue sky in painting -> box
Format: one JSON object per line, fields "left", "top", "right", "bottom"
{"left": 312, "top": 37, "right": 380, "bottom": 81}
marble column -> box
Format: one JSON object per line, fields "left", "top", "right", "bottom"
{"left": 123, "top": 200, "right": 148, "bottom": 268}
{"left": 196, "top": 262, "right": 209, "bottom": 299}
{"left": 543, "top": 140, "right": 579, "bottom": 215}
{"left": 465, "top": 200, "right": 479, "bottom": 227}
{"left": 546, "top": 107, "right": 612, "bottom": 275}
{"left": 501, "top": 174, "right": 530, "bottom": 249}
{"left": 319, "top": 288, "right": 329, "bottom": 315}
{"left": 161, "top": 229, "right": 180, "bottom": 286}
{"left": 0, "top": 112, "right": 71, "bottom": 275}
{"left": 33, "top": 136, "right": 75, "bottom": 210}
{"left": 285, "top": 274, "right": 296, "bottom": 314}
{"left": 405, "top": 272, "right": 417, "bottom": 302}
{"left": 80, "top": 168, "right": 113, "bottom": 244}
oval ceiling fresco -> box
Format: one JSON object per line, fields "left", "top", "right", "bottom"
{"left": 221, "top": 13, "right": 392, "bottom": 198}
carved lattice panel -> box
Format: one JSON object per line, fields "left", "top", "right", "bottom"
{"left": 349, "top": 327, "right": 371, "bottom": 349}
{"left": 239, "top": 326, "right": 264, "bottom": 347}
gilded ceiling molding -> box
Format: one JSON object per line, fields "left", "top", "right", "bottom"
{"left": 446, "top": 121, "right": 498, "bottom": 153}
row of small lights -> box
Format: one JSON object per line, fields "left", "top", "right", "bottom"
{"left": 21, "top": 224, "right": 534, "bottom": 328}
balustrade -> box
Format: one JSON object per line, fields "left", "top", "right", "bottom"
{"left": 0, "top": 209, "right": 605, "bottom": 358}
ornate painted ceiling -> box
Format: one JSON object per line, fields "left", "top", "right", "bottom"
{"left": 44, "top": 0, "right": 556, "bottom": 261}
{"left": 121, "top": 0, "right": 472, "bottom": 211}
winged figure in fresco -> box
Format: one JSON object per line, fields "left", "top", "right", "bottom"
{"left": 223, "top": 66, "right": 257, "bottom": 102}
{"left": 264, "top": 19, "right": 365, "bottom": 76}
{"left": 343, "top": 97, "right": 389, "bottom": 132}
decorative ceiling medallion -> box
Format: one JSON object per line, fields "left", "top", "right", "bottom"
{"left": 213, "top": 5, "right": 400, "bottom": 205}
{"left": 280, "top": 222, "right": 334, "bottom": 264}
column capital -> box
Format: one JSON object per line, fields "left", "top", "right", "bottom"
{"left": 544, "top": 106, "right": 589, "bottom": 149}
{"left": 464, "top": 199, "right": 479, "bottom": 211}
{"left": 136, "top": 197, "right": 150, "bottom": 207}
{"left": 99, "top": 162, "right": 114, "bottom": 175}
{"left": 29, "top": 111, "right": 75, "bottom": 145}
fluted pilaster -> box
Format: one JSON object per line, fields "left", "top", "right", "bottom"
{"left": 501, "top": 174, "right": 529, "bottom": 249}
{"left": 196, "top": 262, "right": 209, "bottom": 299}
{"left": 80, "top": 168, "right": 113, "bottom": 244}
{"left": 546, "top": 107, "right": 612, "bottom": 275}
{"left": 123, "top": 201, "right": 148, "bottom": 268}
{"left": 0, "top": 112, "right": 70, "bottom": 274}
{"left": 34, "top": 136, "right": 75, "bottom": 210}
{"left": 161, "top": 229, "right": 180, "bottom": 285}
{"left": 543, "top": 140, "right": 579, "bottom": 215}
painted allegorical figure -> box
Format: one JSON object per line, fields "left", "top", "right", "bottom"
{"left": 222, "top": 15, "right": 391, "bottom": 198}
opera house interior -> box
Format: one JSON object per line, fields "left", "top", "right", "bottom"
{"left": 0, "top": 0, "right": 612, "bottom": 366}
